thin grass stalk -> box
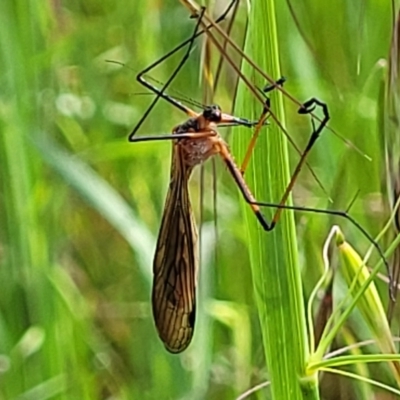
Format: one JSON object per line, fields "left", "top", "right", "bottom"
{"left": 0, "top": 2, "right": 49, "bottom": 397}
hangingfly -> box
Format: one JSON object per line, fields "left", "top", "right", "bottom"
{"left": 128, "top": 0, "right": 390, "bottom": 352}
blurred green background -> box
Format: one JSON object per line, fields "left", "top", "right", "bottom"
{"left": 0, "top": 0, "right": 397, "bottom": 399}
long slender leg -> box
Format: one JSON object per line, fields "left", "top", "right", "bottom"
{"left": 216, "top": 134, "right": 390, "bottom": 283}
{"left": 240, "top": 78, "right": 286, "bottom": 175}
{"left": 130, "top": 1, "right": 239, "bottom": 139}
{"left": 181, "top": 2, "right": 329, "bottom": 192}
{"left": 130, "top": 7, "right": 206, "bottom": 141}
{"left": 265, "top": 98, "right": 330, "bottom": 228}
{"left": 213, "top": 0, "right": 241, "bottom": 91}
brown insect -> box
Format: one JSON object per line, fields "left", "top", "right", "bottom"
{"left": 129, "top": 0, "right": 389, "bottom": 352}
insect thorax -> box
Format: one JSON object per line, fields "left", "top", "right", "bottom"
{"left": 173, "top": 118, "right": 218, "bottom": 167}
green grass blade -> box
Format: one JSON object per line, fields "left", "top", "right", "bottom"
{"left": 233, "top": 1, "right": 317, "bottom": 398}
{"left": 34, "top": 136, "right": 154, "bottom": 284}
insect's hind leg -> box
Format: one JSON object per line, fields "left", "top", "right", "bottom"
{"left": 236, "top": 95, "right": 330, "bottom": 231}
{"left": 254, "top": 98, "right": 330, "bottom": 230}
{"left": 245, "top": 97, "right": 390, "bottom": 290}
{"left": 219, "top": 102, "right": 390, "bottom": 285}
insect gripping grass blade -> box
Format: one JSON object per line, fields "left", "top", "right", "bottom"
{"left": 129, "top": 0, "right": 391, "bottom": 353}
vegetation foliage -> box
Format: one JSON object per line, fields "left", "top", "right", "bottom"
{"left": 0, "top": 0, "right": 399, "bottom": 399}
